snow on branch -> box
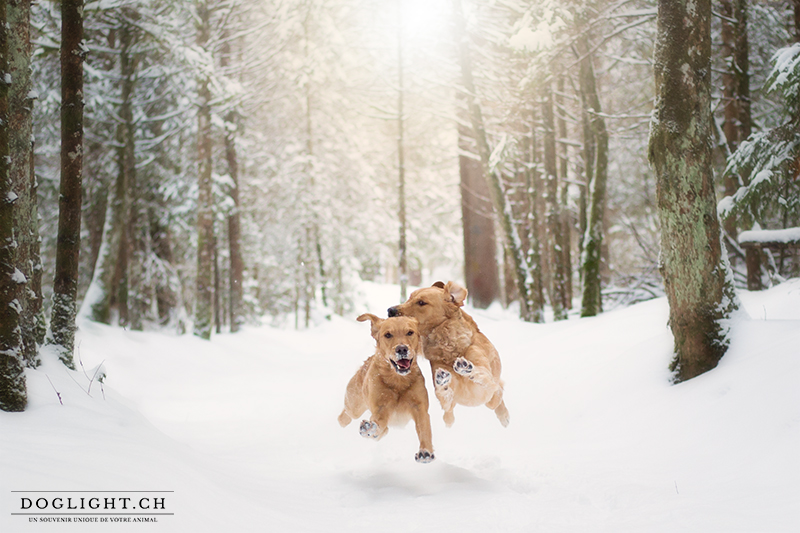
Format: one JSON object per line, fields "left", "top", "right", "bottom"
{"left": 738, "top": 227, "right": 800, "bottom": 245}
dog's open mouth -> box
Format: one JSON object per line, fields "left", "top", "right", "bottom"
{"left": 392, "top": 357, "right": 413, "bottom": 375}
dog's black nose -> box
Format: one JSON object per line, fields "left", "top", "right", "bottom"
{"left": 388, "top": 307, "right": 399, "bottom": 317}
{"left": 396, "top": 345, "right": 408, "bottom": 356}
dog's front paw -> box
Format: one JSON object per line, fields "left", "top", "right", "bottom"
{"left": 453, "top": 357, "right": 474, "bottom": 376}
{"left": 359, "top": 420, "right": 380, "bottom": 439}
{"left": 415, "top": 449, "right": 435, "bottom": 463}
{"left": 435, "top": 368, "right": 451, "bottom": 387}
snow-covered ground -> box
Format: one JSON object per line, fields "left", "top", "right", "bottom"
{"left": 2, "top": 280, "right": 799, "bottom": 532}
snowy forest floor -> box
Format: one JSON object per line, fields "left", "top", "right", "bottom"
{"left": 2, "top": 280, "right": 799, "bottom": 532}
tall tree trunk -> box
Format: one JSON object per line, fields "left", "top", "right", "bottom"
{"left": 118, "top": 19, "right": 150, "bottom": 331}
{"left": 8, "top": 0, "right": 42, "bottom": 367}
{"left": 50, "top": 0, "right": 85, "bottom": 368}
{"left": 221, "top": 25, "right": 244, "bottom": 333}
{"left": 459, "top": 121, "right": 499, "bottom": 309}
{"left": 194, "top": 0, "right": 214, "bottom": 340}
{"left": 795, "top": 0, "right": 800, "bottom": 42}
{"left": 150, "top": 205, "right": 178, "bottom": 326}
{"left": 649, "top": 0, "right": 739, "bottom": 382}
{"left": 720, "top": 0, "right": 751, "bottom": 241}
{"left": 213, "top": 228, "right": 222, "bottom": 334}
{"left": 524, "top": 112, "right": 545, "bottom": 322}
{"left": 452, "top": 0, "right": 539, "bottom": 321}
{"left": 224, "top": 110, "right": 244, "bottom": 331}
{"left": 543, "top": 83, "right": 569, "bottom": 321}
{"left": 556, "top": 75, "right": 573, "bottom": 308}
{"left": 576, "top": 32, "right": 609, "bottom": 318}
{"left": 577, "top": 77, "right": 594, "bottom": 277}
{"left": 397, "top": 0, "right": 408, "bottom": 302}
{"left": 734, "top": 0, "right": 750, "bottom": 141}
{"left": 0, "top": 0, "right": 27, "bottom": 411}
{"left": 301, "top": 6, "right": 324, "bottom": 320}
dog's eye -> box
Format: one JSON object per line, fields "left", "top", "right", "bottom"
{"left": 384, "top": 332, "right": 393, "bottom": 339}
{"left": 406, "top": 330, "right": 414, "bottom": 337}
{"left": 417, "top": 300, "right": 426, "bottom": 306}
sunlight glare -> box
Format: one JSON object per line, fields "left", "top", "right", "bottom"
{"left": 398, "top": 0, "right": 449, "bottom": 41}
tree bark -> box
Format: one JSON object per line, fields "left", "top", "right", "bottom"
{"left": 459, "top": 121, "right": 499, "bottom": 309}
{"left": 397, "top": 0, "right": 408, "bottom": 302}
{"left": 194, "top": 0, "right": 214, "bottom": 340}
{"left": 50, "top": 0, "right": 85, "bottom": 368}
{"left": 648, "top": 0, "right": 739, "bottom": 382}
{"left": 576, "top": 32, "right": 609, "bottom": 318}
{"left": 543, "top": 83, "right": 569, "bottom": 320}
{"left": 8, "top": 0, "right": 42, "bottom": 367}
{"left": 524, "top": 114, "right": 545, "bottom": 322}
{"left": 221, "top": 28, "right": 245, "bottom": 333}
{"left": 84, "top": 121, "right": 128, "bottom": 325}
{"left": 720, "top": 0, "right": 751, "bottom": 239}
{"left": 118, "top": 18, "right": 151, "bottom": 331}
{"left": 0, "top": 0, "right": 27, "bottom": 411}
{"left": 734, "top": 0, "right": 750, "bottom": 141}
{"left": 224, "top": 110, "right": 244, "bottom": 331}
{"left": 213, "top": 228, "right": 222, "bottom": 334}
{"left": 556, "top": 75, "right": 573, "bottom": 308}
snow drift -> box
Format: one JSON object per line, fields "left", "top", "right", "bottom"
{"left": 2, "top": 280, "right": 799, "bottom": 532}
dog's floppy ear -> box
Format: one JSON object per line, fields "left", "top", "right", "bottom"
{"left": 357, "top": 313, "right": 383, "bottom": 339}
{"left": 431, "top": 281, "right": 445, "bottom": 289}
{"left": 444, "top": 281, "right": 468, "bottom": 307}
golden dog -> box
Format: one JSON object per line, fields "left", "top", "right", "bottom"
{"left": 388, "top": 281, "right": 509, "bottom": 428}
{"left": 338, "top": 313, "right": 435, "bottom": 463}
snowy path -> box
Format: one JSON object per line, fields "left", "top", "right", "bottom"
{"left": 2, "top": 281, "right": 799, "bottom": 532}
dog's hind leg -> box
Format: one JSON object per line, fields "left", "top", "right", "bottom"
{"left": 340, "top": 370, "right": 368, "bottom": 428}
{"left": 340, "top": 396, "right": 366, "bottom": 428}
{"left": 486, "top": 388, "right": 509, "bottom": 427}
{"left": 338, "top": 410, "right": 352, "bottom": 427}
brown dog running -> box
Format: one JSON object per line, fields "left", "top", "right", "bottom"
{"left": 388, "top": 281, "right": 509, "bottom": 428}
{"left": 338, "top": 313, "right": 435, "bottom": 463}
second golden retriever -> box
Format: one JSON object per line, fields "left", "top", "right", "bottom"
{"left": 388, "top": 281, "right": 509, "bottom": 428}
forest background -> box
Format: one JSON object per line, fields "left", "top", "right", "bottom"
{"left": 1, "top": 0, "right": 800, "bottom": 411}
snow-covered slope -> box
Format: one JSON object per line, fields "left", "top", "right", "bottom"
{"left": 2, "top": 280, "right": 799, "bottom": 532}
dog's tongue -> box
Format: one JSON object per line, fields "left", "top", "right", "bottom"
{"left": 397, "top": 358, "right": 412, "bottom": 370}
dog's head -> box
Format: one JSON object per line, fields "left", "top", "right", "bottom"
{"left": 357, "top": 314, "right": 421, "bottom": 376}
{"left": 387, "top": 281, "right": 468, "bottom": 335}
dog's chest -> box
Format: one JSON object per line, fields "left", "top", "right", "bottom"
{"left": 424, "top": 322, "right": 472, "bottom": 364}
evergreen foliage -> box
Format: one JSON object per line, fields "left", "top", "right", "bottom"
{"left": 720, "top": 43, "right": 800, "bottom": 230}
